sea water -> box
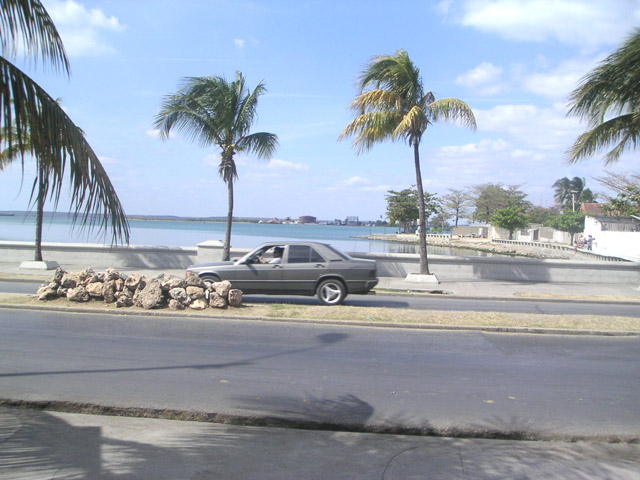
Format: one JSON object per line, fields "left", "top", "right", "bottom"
{"left": 0, "top": 214, "right": 486, "bottom": 256}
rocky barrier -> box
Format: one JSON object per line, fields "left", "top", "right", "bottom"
{"left": 36, "top": 267, "right": 242, "bottom": 310}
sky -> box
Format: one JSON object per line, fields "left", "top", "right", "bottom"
{"left": 2, "top": 0, "right": 639, "bottom": 222}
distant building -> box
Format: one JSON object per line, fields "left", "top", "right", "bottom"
{"left": 299, "top": 215, "right": 317, "bottom": 224}
{"left": 581, "top": 203, "right": 606, "bottom": 215}
{"left": 345, "top": 216, "right": 359, "bottom": 225}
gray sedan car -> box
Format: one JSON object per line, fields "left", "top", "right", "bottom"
{"left": 185, "top": 241, "right": 378, "bottom": 305}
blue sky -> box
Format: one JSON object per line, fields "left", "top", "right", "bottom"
{"left": 2, "top": 0, "right": 639, "bottom": 221}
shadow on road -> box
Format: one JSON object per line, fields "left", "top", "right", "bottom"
{"left": 0, "top": 332, "right": 349, "bottom": 379}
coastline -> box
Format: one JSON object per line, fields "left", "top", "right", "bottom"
{"left": 362, "top": 234, "right": 588, "bottom": 260}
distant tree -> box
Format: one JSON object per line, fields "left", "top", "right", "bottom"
{"left": 340, "top": 50, "right": 476, "bottom": 275}
{"left": 386, "top": 188, "right": 440, "bottom": 233}
{"left": 602, "top": 186, "right": 640, "bottom": 216}
{"left": 154, "top": 73, "right": 278, "bottom": 261}
{"left": 548, "top": 211, "right": 586, "bottom": 245}
{"left": 429, "top": 210, "right": 451, "bottom": 233}
{"left": 595, "top": 171, "right": 640, "bottom": 199}
{"left": 442, "top": 188, "right": 471, "bottom": 227}
{"left": 1, "top": 0, "right": 129, "bottom": 258}
{"left": 492, "top": 204, "right": 529, "bottom": 240}
{"left": 567, "top": 28, "right": 640, "bottom": 165}
{"left": 527, "top": 205, "right": 560, "bottom": 225}
{"left": 470, "top": 183, "right": 530, "bottom": 223}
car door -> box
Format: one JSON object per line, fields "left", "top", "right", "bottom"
{"left": 279, "top": 244, "right": 327, "bottom": 294}
{"left": 227, "top": 246, "right": 284, "bottom": 293}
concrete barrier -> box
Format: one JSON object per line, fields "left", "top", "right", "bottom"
{"left": 1, "top": 240, "right": 638, "bottom": 284}
{"left": 0, "top": 241, "right": 198, "bottom": 269}
{"left": 349, "top": 252, "right": 640, "bottom": 284}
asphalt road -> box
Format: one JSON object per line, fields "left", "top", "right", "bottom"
{"left": 2, "top": 280, "right": 639, "bottom": 317}
{"left": 1, "top": 309, "right": 639, "bottom": 439}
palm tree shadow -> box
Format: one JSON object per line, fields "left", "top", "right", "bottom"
{"left": 230, "top": 393, "right": 375, "bottom": 429}
{"left": 0, "top": 333, "right": 350, "bottom": 379}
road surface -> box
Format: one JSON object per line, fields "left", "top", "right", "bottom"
{"left": 1, "top": 309, "right": 638, "bottom": 439}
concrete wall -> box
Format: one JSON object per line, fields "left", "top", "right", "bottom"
{"left": 0, "top": 241, "right": 198, "bottom": 269}
{"left": 3, "top": 240, "right": 639, "bottom": 284}
{"left": 349, "top": 252, "right": 639, "bottom": 284}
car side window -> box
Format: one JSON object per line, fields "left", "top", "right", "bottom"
{"left": 288, "top": 245, "right": 325, "bottom": 264}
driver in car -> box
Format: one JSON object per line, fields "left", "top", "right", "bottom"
{"left": 258, "top": 246, "right": 283, "bottom": 264}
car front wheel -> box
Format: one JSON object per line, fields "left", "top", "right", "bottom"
{"left": 200, "top": 274, "right": 221, "bottom": 287}
{"left": 316, "top": 279, "right": 346, "bottom": 306}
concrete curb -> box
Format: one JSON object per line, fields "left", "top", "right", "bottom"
{"left": 374, "top": 290, "right": 640, "bottom": 306}
{"left": 0, "top": 302, "right": 637, "bottom": 337}
{"left": 2, "top": 398, "right": 638, "bottom": 444}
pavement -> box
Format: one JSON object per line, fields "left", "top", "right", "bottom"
{"left": 2, "top": 260, "right": 640, "bottom": 479}
{"left": 2, "top": 407, "right": 640, "bottom": 480}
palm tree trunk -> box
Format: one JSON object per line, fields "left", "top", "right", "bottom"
{"left": 223, "top": 178, "right": 234, "bottom": 261}
{"left": 413, "top": 142, "right": 430, "bottom": 275}
{"left": 34, "top": 166, "right": 45, "bottom": 262}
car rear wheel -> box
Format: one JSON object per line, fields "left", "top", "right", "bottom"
{"left": 316, "top": 279, "right": 346, "bottom": 306}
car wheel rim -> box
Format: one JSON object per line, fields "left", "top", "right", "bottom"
{"left": 321, "top": 283, "right": 342, "bottom": 304}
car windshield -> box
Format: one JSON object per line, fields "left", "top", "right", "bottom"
{"left": 239, "top": 245, "right": 284, "bottom": 264}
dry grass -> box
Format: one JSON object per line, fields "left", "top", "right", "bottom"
{"left": 1, "top": 293, "right": 639, "bottom": 333}
{"left": 514, "top": 292, "right": 640, "bottom": 302}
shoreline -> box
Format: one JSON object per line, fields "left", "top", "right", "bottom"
{"left": 362, "top": 234, "right": 590, "bottom": 261}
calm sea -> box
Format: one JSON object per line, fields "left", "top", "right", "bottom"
{"left": 0, "top": 214, "right": 486, "bottom": 256}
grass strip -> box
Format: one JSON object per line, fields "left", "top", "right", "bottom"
{"left": 1, "top": 293, "right": 639, "bottom": 333}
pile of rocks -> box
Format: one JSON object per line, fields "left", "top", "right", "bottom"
{"left": 36, "top": 267, "right": 242, "bottom": 310}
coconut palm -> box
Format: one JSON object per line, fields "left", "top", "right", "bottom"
{"left": 567, "top": 28, "right": 640, "bottom": 165}
{"left": 1, "top": 0, "right": 130, "bottom": 259}
{"left": 552, "top": 176, "right": 596, "bottom": 211}
{"left": 340, "top": 50, "right": 476, "bottom": 275}
{"left": 154, "top": 73, "right": 278, "bottom": 261}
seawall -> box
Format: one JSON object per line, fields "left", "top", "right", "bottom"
{"left": 2, "top": 240, "right": 638, "bottom": 284}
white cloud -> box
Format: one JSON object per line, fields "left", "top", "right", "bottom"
{"left": 267, "top": 159, "right": 310, "bottom": 171}
{"left": 520, "top": 57, "right": 602, "bottom": 100}
{"left": 455, "top": 62, "right": 505, "bottom": 95}
{"left": 45, "top": 0, "right": 123, "bottom": 56}
{"left": 145, "top": 129, "right": 161, "bottom": 139}
{"left": 439, "top": 138, "right": 510, "bottom": 156}
{"left": 444, "top": 0, "right": 640, "bottom": 48}
{"left": 338, "top": 176, "right": 371, "bottom": 187}
{"left": 473, "top": 103, "right": 581, "bottom": 150}
{"left": 233, "top": 36, "right": 258, "bottom": 50}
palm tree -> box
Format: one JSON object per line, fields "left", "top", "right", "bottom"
{"left": 567, "top": 28, "right": 640, "bottom": 165}
{"left": 340, "top": 50, "right": 476, "bottom": 275}
{"left": 1, "top": 0, "right": 130, "bottom": 259}
{"left": 154, "top": 73, "right": 278, "bottom": 261}
{"left": 552, "top": 176, "right": 584, "bottom": 210}
{"left": 552, "top": 176, "right": 596, "bottom": 211}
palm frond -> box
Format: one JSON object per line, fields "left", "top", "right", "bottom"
{"left": 568, "top": 28, "right": 640, "bottom": 122}
{"left": 567, "top": 113, "right": 640, "bottom": 165}
{"left": 347, "top": 89, "right": 402, "bottom": 114}
{"left": 339, "top": 111, "right": 403, "bottom": 154}
{"left": 427, "top": 98, "right": 477, "bottom": 130}
{"left": 0, "top": 0, "right": 69, "bottom": 73}
{"left": 238, "top": 132, "right": 278, "bottom": 160}
{"left": 1, "top": 56, "right": 129, "bottom": 244}
{"left": 392, "top": 105, "right": 426, "bottom": 143}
